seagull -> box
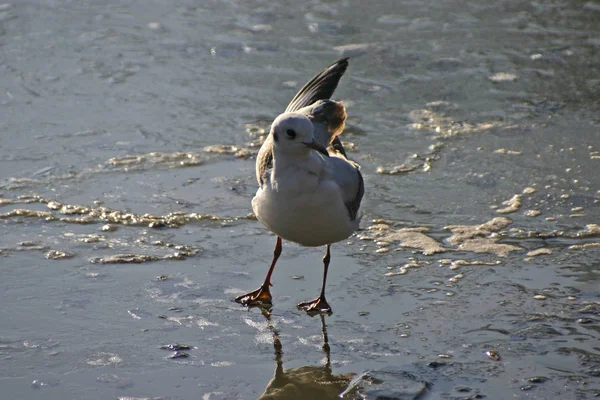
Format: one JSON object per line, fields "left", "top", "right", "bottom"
{"left": 235, "top": 58, "right": 364, "bottom": 314}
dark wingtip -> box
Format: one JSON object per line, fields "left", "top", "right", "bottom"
{"left": 285, "top": 57, "right": 351, "bottom": 113}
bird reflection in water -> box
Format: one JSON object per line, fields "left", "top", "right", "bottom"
{"left": 257, "top": 310, "right": 357, "bottom": 400}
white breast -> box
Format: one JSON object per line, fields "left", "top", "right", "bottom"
{"left": 252, "top": 174, "right": 360, "bottom": 247}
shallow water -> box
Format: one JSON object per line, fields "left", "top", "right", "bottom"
{"left": 1, "top": 0, "right": 599, "bottom": 399}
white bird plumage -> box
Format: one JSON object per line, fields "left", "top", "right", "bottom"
{"left": 235, "top": 58, "right": 363, "bottom": 313}
{"left": 253, "top": 112, "right": 362, "bottom": 247}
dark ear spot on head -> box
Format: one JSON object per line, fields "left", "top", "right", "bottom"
{"left": 273, "top": 132, "right": 279, "bottom": 142}
{"left": 286, "top": 129, "right": 296, "bottom": 139}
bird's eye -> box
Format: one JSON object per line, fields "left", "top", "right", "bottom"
{"left": 286, "top": 129, "right": 296, "bottom": 139}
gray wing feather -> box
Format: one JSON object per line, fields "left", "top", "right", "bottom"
{"left": 295, "top": 100, "right": 347, "bottom": 150}
{"left": 346, "top": 167, "right": 364, "bottom": 221}
{"left": 256, "top": 136, "right": 273, "bottom": 186}
{"left": 327, "top": 155, "right": 364, "bottom": 221}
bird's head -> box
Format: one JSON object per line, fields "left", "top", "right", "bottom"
{"left": 270, "top": 113, "right": 329, "bottom": 157}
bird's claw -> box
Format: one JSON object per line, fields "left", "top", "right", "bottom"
{"left": 235, "top": 285, "right": 273, "bottom": 308}
{"left": 297, "top": 296, "right": 332, "bottom": 315}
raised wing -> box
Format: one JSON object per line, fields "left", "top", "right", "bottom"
{"left": 285, "top": 58, "right": 349, "bottom": 113}
{"left": 295, "top": 100, "right": 348, "bottom": 158}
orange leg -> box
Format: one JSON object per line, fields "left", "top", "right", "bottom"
{"left": 297, "top": 244, "right": 332, "bottom": 314}
{"left": 235, "top": 236, "right": 282, "bottom": 307}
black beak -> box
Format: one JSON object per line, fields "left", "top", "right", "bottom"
{"left": 304, "top": 138, "right": 330, "bottom": 157}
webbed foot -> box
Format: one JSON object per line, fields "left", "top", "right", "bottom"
{"left": 235, "top": 285, "right": 272, "bottom": 308}
{"left": 297, "top": 296, "right": 332, "bottom": 315}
